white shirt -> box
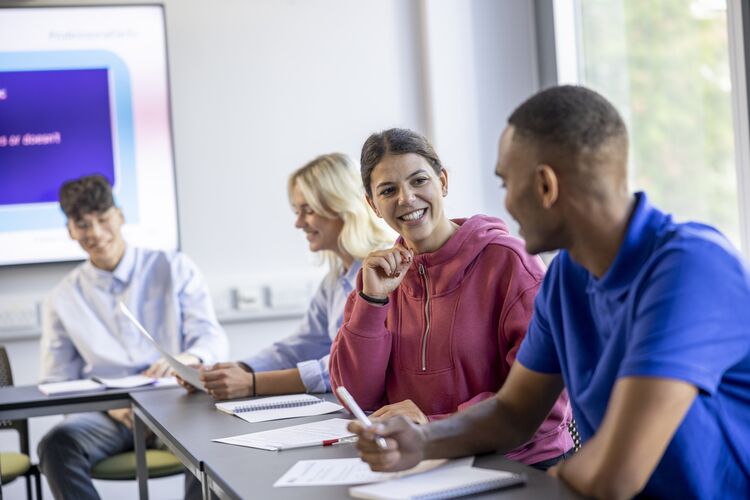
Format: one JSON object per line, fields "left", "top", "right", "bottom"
{"left": 40, "top": 245, "right": 229, "bottom": 382}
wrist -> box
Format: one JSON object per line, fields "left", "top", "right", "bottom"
{"left": 359, "top": 290, "right": 389, "bottom": 305}
{"left": 420, "top": 424, "right": 439, "bottom": 460}
{"left": 244, "top": 365, "right": 257, "bottom": 397}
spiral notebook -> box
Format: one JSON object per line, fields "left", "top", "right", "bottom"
{"left": 215, "top": 394, "right": 343, "bottom": 423}
{"left": 349, "top": 465, "right": 526, "bottom": 500}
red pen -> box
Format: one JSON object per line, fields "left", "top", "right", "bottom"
{"left": 272, "top": 436, "right": 356, "bottom": 451}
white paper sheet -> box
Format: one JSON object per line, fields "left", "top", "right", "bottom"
{"left": 273, "top": 457, "right": 473, "bottom": 487}
{"left": 119, "top": 302, "right": 206, "bottom": 391}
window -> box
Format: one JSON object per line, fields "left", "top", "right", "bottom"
{"left": 554, "top": 0, "right": 746, "bottom": 249}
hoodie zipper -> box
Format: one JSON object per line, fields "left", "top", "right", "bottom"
{"left": 418, "top": 263, "right": 430, "bottom": 371}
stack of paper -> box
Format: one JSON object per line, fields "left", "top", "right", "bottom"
{"left": 38, "top": 379, "right": 106, "bottom": 396}
{"left": 38, "top": 375, "right": 177, "bottom": 395}
{"left": 213, "top": 417, "right": 355, "bottom": 451}
{"left": 349, "top": 465, "right": 526, "bottom": 499}
{"left": 273, "top": 456, "right": 526, "bottom": 498}
{"left": 92, "top": 374, "right": 157, "bottom": 389}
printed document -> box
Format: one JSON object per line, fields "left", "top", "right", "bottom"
{"left": 214, "top": 417, "right": 355, "bottom": 451}
{"left": 273, "top": 457, "right": 472, "bottom": 487}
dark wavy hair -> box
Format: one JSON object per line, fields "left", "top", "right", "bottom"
{"left": 59, "top": 174, "right": 115, "bottom": 221}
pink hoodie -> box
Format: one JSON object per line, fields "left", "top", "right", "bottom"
{"left": 330, "top": 215, "right": 572, "bottom": 464}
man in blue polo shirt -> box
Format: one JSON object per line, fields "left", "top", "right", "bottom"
{"left": 348, "top": 85, "right": 750, "bottom": 498}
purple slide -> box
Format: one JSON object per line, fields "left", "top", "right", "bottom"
{"left": 0, "top": 68, "right": 116, "bottom": 205}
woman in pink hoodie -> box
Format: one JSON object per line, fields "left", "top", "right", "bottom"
{"left": 330, "top": 128, "right": 573, "bottom": 468}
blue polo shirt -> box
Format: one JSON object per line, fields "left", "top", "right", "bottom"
{"left": 517, "top": 192, "right": 750, "bottom": 498}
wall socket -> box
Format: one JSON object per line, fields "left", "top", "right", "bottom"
{"left": 266, "top": 280, "right": 313, "bottom": 310}
{"left": 0, "top": 297, "right": 40, "bottom": 331}
{"left": 231, "top": 286, "right": 266, "bottom": 312}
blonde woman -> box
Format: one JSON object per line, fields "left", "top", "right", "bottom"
{"left": 181, "top": 153, "right": 392, "bottom": 398}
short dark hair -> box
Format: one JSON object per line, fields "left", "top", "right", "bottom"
{"left": 508, "top": 85, "right": 627, "bottom": 162}
{"left": 59, "top": 174, "right": 115, "bottom": 221}
{"left": 360, "top": 128, "right": 443, "bottom": 197}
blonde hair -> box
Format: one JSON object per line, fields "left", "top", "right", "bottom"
{"left": 288, "top": 153, "right": 394, "bottom": 274}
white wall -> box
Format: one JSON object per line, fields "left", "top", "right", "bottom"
{"left": 0, "top": 1, "right": 540, "bottom": 498}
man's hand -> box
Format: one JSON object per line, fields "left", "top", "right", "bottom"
{"left": 143, "top": 353, "right": 200, "bottom": 378}
{"left": 371, "top": 399, "right": 429, "bottom": 425}
{"left": 107, "top": 408, "right": 134, "bottom": 430}
{"left": 200, "top": 362, "right": 254, "bottom": 400}
{"left": 348, "top": 416, "right": 427, "bottom": 472}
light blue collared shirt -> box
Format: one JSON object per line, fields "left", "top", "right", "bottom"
{"left": 40, "top": 245, "right": 229, "bottom": 382}
{"left": 243, "top": 261, "right": 360, "bottom": 393}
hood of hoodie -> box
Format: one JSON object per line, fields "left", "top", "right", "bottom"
{"left": 398, "top": 214, "right": 516, "bottom": 298}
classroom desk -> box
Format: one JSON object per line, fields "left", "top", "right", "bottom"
{"left": 0, "top": 383, "right": 176, "bottom": 500}
{"left": 131, "top": 389, "right": 584, "bottom": 500}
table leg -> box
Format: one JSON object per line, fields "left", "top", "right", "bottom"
{"left": 133, "top": 411, "right": 149, "bottom": 500}
{"left": 201, "top": 467, "right": 210, "bottom": 500}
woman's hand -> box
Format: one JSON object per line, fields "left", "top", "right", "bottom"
{"left": 362, "top": 244, "right": 414, "bottom": 299}
{"left": 200, "top": 362, "right": 254, "bottom": 400}
{"left": 371, "top": 399, "right": 429, "bottom": 425}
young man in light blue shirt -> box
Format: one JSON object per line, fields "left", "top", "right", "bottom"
{"left": 38, "top": 174, "right": 228, "bottom": 500}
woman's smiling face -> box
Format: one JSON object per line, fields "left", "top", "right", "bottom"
{"left": 367, "top": 153, "right": 449, "bottom": 253}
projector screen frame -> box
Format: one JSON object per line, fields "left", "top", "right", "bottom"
{"left": 0, "top": 2, "right": 182, "bottom": 268}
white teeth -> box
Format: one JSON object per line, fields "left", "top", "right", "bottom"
{"left": 401, "top": 209, "right": 426, "bottom": 221}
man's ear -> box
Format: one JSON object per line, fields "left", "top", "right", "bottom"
{"left": 66, "top": 220, "right": 75, "bottom": 240}
{"left": 365, "top": 195, "right": 381, "bottom": 218}
{"left": 535, "top": 164, "right": 559, "bottom": 209}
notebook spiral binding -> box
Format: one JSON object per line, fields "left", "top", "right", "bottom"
{"left": 412, "top": 474, "right": 526, "bottom": 500}
{"left": 233, "top": 398, "right": 320, "bottom": 413}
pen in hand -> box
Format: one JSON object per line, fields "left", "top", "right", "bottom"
{"left": 336, "top": 386, "right": 388, "bottom": 450}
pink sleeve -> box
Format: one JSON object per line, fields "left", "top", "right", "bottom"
{"left": 329, "top": 282, "right": 393, "bottom": 411}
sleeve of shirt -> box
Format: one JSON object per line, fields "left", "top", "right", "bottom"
{"left": 173, "top": 253, "right": 229, "bottom": 365}
{"left": 39, "top": 294, "right": 84, "bottom": 383}
{"left": 297, "top": 354, "right": 330, "bottom": 394}
{"left": 619, "top": 241, "right": 750, "bottom": 394}
{"left": 329, "top": 274, "right": 392, "bottom": 411}
{"left": 516, "top": 269, "right": 562, "bottom": 374}
{"left": 242, "top": 279, "right": 334, "bottom": 393}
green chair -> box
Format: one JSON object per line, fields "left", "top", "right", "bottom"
{"left": 0, "top": 346, "right": 43, "bottom": 500}
{"left": 90, "top": 448, "right": 184, "bottom": 481}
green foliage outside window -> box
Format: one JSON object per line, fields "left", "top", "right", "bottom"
{"left": 578, "top": 0, "right": 738, "bottom": 245}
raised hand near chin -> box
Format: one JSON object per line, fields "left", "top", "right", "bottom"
{"left": 362, "top": 244, "right": 414, "bottom": 300}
